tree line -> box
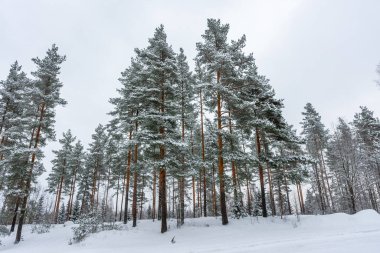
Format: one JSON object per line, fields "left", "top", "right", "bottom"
{"left": 0, "top": 19, "right": 379, "bottom": 243}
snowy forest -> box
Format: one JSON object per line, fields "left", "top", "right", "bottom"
{"left": 0, "top": 19, "right": 380, "bottom": 246}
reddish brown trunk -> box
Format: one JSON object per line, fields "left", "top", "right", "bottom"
{"left": 159, "top": 168, "right": 167, "bottom": 233}
{"left": 152, "top": 169, "right": 156, "bottom": 221}
{"left": 114, "top": 176, "right": 120, "bottom": 221}
{"left": 228, "top": 110, "right": 238, "bottom": 203}
{"left": 216, "top": 71, "right": 228, "bottom": 225}
{"left": 54, "top": 174, "right": 65, "bottom": 223}
{"left": 159, "top": 89, "right": 167, "bottom": 233}
{"left": 198, "top": 172, "right": 202, "bottom": 216}
{"left": 123, "top": 127, "right": 133, "bottom": 224}
{"left": 67, "top": 166, "right": 78, "bottom": 220}
{"left": 10, "top": 198, "right": 20, "bottom": 232}
{"left": 132, "top": 117, "right": 139, "bottom": 227}
{"left": 90, "top": 160, "right": 98, "bottom": 208}
{"left": 200, "top": 88, "right": 207, "bottom": 217}
{"left": 132, "top": 170, "right": 138, "bottom": 227}
{"left": 212, "top": 163, "right": 217, "bottom": 216}
{"left": 119, "top": 173, "right": 125, "bottom": 221}
{"left": 139, "top": 175, "right": 145, "bottom": 220}
{"left": 299, "top": 183, "right": 305, "bottom": 213}
{"left": 15, "top": 102, "right": 45, "bottom": 243}
{"left": 192, "top": 176, "right": 196, "bottom": 218}
{"left": 255, "top": 128, "right": 267, "bottom": 217}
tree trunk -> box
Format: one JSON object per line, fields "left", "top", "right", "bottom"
{"left": 212, "top": 163, "right": 217, "bottom": 216}
{"left": 159, "top": 89, "right": 167, "bottom": 233}
{"left": 255, "top": 128, "right": 267, "bottom": 217}
{"left": 216, "top": 71, "right": 228, "bottom": 225}
{"left": 119, "top": 173, "right": 125, "bottom": 221}
{"left": 192, "top": 176, "right": 196, "bottom": 218}
{"left": 15, "top": 102, "right": 45, "bottom": 244}
{"left": 159, "top": 168, "right": 167, "bottom": 233}
{"left": 262, "top": 135, "right": 275, "bottom": 216}
{"left": 228, "top": 110, "right": 238, "bottom": 205}
{"left": 10, "top": 198, "right": 20, "bottom": 232}
{"left": 132, "top": 121, "right": 138, "bottom": 227}
{"left": 139, "top": 175, "right": 145, "bottom": 220}
{"left": 246, "top": 176, "right": 252, "bottom": 216}
{"left": 67, "top": 165, "right": 78, "bottom": 221}
{"left": 123, "top": 128, "right": 133, "bottom": 224}
{"left": 284, "top": 172, "right": 292, "bottom": 215}
{"left": 200, "top": 88, "right": 207, "bottom": 217}
{"left": 198, "top": 171, "right": 202, "bottom": 217}
{"left": 115, "top": 176, "right": 120, "bottom": 221}
{"left": 54, "top": 156, "right": 67, "bottom": 223}
{"left": 278, "top": 179, "right": 284, "bottom": 218}
{"left": 152, "top": 169, "right": 156, "bottom": 221}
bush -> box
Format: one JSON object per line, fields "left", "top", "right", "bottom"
{"left": 0, "top": 225, "right": 9, "bottom": 245}
{"left": 71, "top": 211, "right": 101, "bottom": 243}
{"left": 70, "top": 211, "right": 121, "bottom": 244}
{"left": 0, "top": 225, "right": 9, "bottom": 236}
{"left": 31, "top": 223, "right": 52, "bottom": 234}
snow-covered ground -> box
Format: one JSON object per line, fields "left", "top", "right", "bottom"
{"left": 1, "top": 210, "right": 380, "bottom": 253}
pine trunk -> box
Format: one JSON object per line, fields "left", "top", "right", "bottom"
{"left": 15, "top": 102, "right": 45, "bottom": 244}
{"left": 192, "top": 176, "right": 196, "bottom": 218}
{"left": 115, "top": 176, "right": 120, "bottom": 221}
{"left": 10, "top": 198, "right": 20, "bottom": 232}
{"left": 159, "top": 168, "right": 167, "bottom": 233}
{"left": 67, "top": 166, "right": 78, "bottom": 221}
{"left": 255, "top": 128, "right": 267, "bottom": 217}
{"left": 152, "top": 169, "right": 156, "bottom": 221}
{"left": 132, "top": 118, "right": 138, "bottom": 227}
{"left": 123, "top": 128, "right": 133, "bottom": 224}
{"left": 200, "top": 88, "right": 207, "bottom": 217}
{"left": 217, "top": 73, "right": 228, "bottom": 225}
{"left": 212, "top": 163, "right": 217, "bottom": 216}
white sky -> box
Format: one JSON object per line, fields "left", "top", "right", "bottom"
{"left": 1, "top": 0, "right": 380, "bottom": 181}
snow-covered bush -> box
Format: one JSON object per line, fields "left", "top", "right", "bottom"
{"left": 231, "top": 204, "right": 248, "bottom": 219}
{"left": 0, "top": 225, "right": 9, "bottom": 236}
{"left": 31, "top": 222, "right": 52, "bottom": 234}
{"left": 0, "top": 225, "right": 9, "bottom": 245}
{"left": 70, "top": 210, "right": 121, "bottom": 244}
{"left": 71, "top": 211, "right": 101, "bottom": 243}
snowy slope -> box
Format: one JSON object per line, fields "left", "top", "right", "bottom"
{"left": 1, "top": 210, "right": 380, "bottom": 253}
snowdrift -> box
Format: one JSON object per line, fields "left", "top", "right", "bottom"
{"left": 1, "top": 210, "right": 380, "bottom": 253}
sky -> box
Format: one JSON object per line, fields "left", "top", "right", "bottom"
{"left": 1, "top": 0, "right": 380, "bottom": 182}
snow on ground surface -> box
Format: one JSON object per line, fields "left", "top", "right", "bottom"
{"left": 1, "top": 210, "right": 380, "bottom": 253}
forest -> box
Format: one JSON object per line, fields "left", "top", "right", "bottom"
{"left": 0, "top": 19, "right": 380, "bottom": 244}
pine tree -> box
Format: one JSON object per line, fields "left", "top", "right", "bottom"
{"left": 15, "top": 44, "right": 66, "bottom": 243}
{"left": 66, "top": 141, "right": 85, "bottom": 220}
{"left": 196, "top": 19, "right": 249, "bottom": 225}
{"left": 327, "top": 118, "right": 358, "bottom": 214}
{"left": 175, "top": 48, "right": 195, "bottom": 224}
{"left": 47, "top": 130, "right": 76, "bottom": 223}
{"left": 72, "top": 198, "right": 81, "bottom": 222}
{"left": 300, "top": 103, "right": 332, "bottom": 214}
{"left": 129, "top": 25, "right": 181, "bottom": 233}
{"left": 0, "top": 61, "right": 30, "bottom": 232}
{"left": 87, "top": 125, "right": 107, "bottom": 211}
{"left": 34, "top": 195, "right": 45, "bottom": 224}
{"left": 58, "top": 202, "right": 66, "bottom": 224}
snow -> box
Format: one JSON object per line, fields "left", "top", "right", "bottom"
{"left": 1, "top": 210, "right": 380, "bottom": 253}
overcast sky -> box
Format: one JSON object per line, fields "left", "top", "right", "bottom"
{"left": 1, "top": 0, "right": 380, "bottom": 181}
